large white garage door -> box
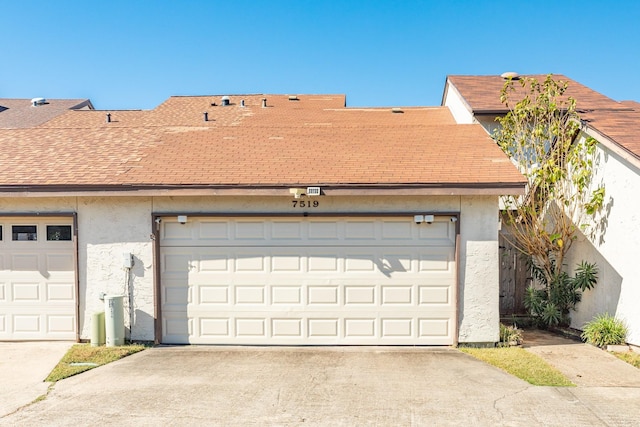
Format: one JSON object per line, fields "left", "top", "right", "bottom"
{"left": 0, "top": 217, "right": 76, "bottom": 341}
{"left": 160, "top": 216, "right": 457, "bottom": 345}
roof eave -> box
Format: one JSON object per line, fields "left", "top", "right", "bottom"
{"left": 0, "top": 183, "right": 526, "bottom": 197}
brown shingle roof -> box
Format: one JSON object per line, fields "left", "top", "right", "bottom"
{"left": 581, "top": 107, "right": 640, "bottom": 161}
{"left": 0, "top": 94, "right": 525, "bottom": 193}
{"left": 446, "top": 74, "right": 618, "bottom": 113}
{"left": 0, "top": 98, "right": 93, "bottom": 128}
{"left": 446, "top": 74, "right": 640, "bottom": 161}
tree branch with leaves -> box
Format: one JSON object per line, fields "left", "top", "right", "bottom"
{"left": 494, "top": 75, "right": 604, "bottom": 326}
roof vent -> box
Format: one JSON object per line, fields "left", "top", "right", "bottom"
{"left": 262, "top": 98, "right": 267, "bottom": 108}
{"left": 240, "top": 100, "right": 245, "bottom": 107}
{"left": 221, "top": 96, "right": 230, "bottom": 106}
{"left": 31, "top": 97, "right": 46, "bottom": 106}
{"left": 106, "top": 113, "right": 112, "bottom": 123}
{"left": 288, "top": 95, "right": 299, "bottom": 101}
{"left": 501, "top": 71, "right": 520, "bottom": 80}
{"left": 391, "top": 108, "right": 404, "bottom": 113}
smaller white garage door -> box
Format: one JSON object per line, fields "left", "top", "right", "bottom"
{"left": 0, "top": 217, "right": 76, "bottom": 341}
{"left": 160, "top": 216, "right": 457, "bottom": 345}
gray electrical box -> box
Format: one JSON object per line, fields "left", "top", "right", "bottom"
{"left": 123, "top": 252, "right": 134, "bottom": 269}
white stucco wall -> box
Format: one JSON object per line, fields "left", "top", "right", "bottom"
{"left": 564, "top": 134, "right": 640, "bottom": 346}
{"left": 442, "top": 83, "right": 475, "bottom": 124}
{"left": 457, "top": 196, "right": 500, "bottom": 344}
{"left": 77, "top": 197, "right": 154, "bottom": 342}
{"left": 0, "top": 194, "right": 501, "bottom": 344}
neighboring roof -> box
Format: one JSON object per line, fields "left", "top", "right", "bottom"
{"left": 0, "top": 94, "right": 525, "bottom": 195}
{"left": 445, "top": 74, "right": 640, "bottom": 162}
{"left": 580, "top": 106, "right": 640, "bottom": 162}
{"left": 0, "top": 98, "right": 93, "bottom": 128}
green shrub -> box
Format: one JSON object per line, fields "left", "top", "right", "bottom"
{"left": 524, "top": 260, "right": 598, "bottom": 328}
{"left": 499, "top": 323, "right": 523, "bottom": 347}
{"left": 581, "top": 313, "right": 627, "bottom": 348}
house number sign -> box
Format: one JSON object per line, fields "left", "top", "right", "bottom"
{"left": 291, "top": 200, "right": 319, "bottom": 208}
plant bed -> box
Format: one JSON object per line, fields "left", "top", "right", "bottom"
{"left": 548, "top": 326, "right": 583, "bottom": 342}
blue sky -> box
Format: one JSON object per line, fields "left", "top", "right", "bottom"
{"left": 1, "top": 1, "right": 638, "bottom": 110}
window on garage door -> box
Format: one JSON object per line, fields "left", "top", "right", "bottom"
{"left": 47, "top": 225, "right": 72, "bottom": 241}
{"left": 12, "top": 225, "right": 37, "bottom": 241}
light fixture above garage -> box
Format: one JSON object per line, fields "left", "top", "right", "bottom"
{"left": 289, "top": 188, "right": 306, "bottom": 199}
{"left": 414, "top": 214, "right": 434, "bottom": 224}
{"left": 306, "top": 187, "right": 321, "bottom": 196}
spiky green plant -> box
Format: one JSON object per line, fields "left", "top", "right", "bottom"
{"left": 581, "top": 313, "right": 627, "bottom": 348}
{"left": 524, "top": 259, "right": 598, "bottom": 328}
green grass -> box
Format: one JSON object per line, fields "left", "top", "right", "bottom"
{"left": 45, "top": 343, "right": 147, "bottom": 382}
{"left": 460, "top": 347, "right": 574, "bottom": 387}
{"left": 614, "top": 351, "right": 640, "bottom": 369}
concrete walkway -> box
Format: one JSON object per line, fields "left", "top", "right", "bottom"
{"left": 522, "top": 329, "right": 640, "bottom": 387}
{"left": 0, "top": 341, "right": 73, "bottom": 418}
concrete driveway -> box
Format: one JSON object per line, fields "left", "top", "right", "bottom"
{"left": 0, "top": 341, "right": 73, "bottom": 418}
{"left": 3, "top": 345, "right": 640, "bottom": 426}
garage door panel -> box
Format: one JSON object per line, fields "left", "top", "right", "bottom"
{"left": 47, "top": 315, "right": 76, "bottom": 334}
{"left": 308, "top": 286, "right": 339, "bottom": 305}
{"left": 270, "top": 254, "right": 302, "bottom": 272}
{"left": 381, "top": 221, "right": 413, "bottom": 239}
{"left": 418, "top": 221, "right": 456, "bottom": 243}
{"left": 163, "top": 283, "right": 190, "bottom": 307}
{"left": 236, "top": 318, "right": 266, "bottom": 336}
{"left": 13, "top": 314, "right": 40, "bottom": 333}
{"left": 235, "top": 255, "right": 266, "bottom": 272}
{"left": 344, "top": 255, "right": 376, "bottom": 272}
{"left": 199, "top": 318, "right": 230, "bottom": 337}
{"left": 271, "top": 221, "right": 302, "bottom": 239}
{"left": 11, "top": 254, "right": 40, "bottom": 271}
{"left": 161, "top": 216, "right": 457, "bottom": 345}
{"left": 344, "top": 286, "right": 376, "bottom": 305}
{"left": 419, "top": 286, "right": 452, "bottom": 305}
{"left": 12, "top": 282, "right": 40, "bottom": 301}
{"left": 271, "top": 286, "right": 302, "bottom": 304}
{"left": 46, "top": 282, "right": 75, "bottom": 302}
{"left": 234, "top": 286, "right": 266, "bottom": 304}
{"left": 419, "top": 318, "right": 451, "bottom": 338}
{"left": 163, "top": 311, "right": 190, "bottom": 344}
{"left": 308, "top": 319, "right": 338, "bottom": 338}
{"left": 199, "top": 256, "right": 229, "bottom": 272}
{"left": 308, "top": 254, "right": 338, "bottom": 272}
{"left": 199, "top": 285, "right": 229, "bottom": 304}
{"left": 46, "top": 253, "right": 74, "bottom": 271}
{"left": 344, "top": 221, "right": 376, "bottom": 240}
{"left": 198, "top": 221, "right": 230, "bottom": 240}
{"left": 161, "top": 221, "right": 193, "bottom": 241}
{"left": 235, "top": 221, "right": 267, "bottom": 240}
{"left": 381, "top": 286, "right": 413, "bottom": 304}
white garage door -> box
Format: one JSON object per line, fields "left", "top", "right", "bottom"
{"left": 0, "top": 217, "right": 76, "bottom": 341}
{"left": 160, "top": 216, "right": 457, "bottom": 345}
